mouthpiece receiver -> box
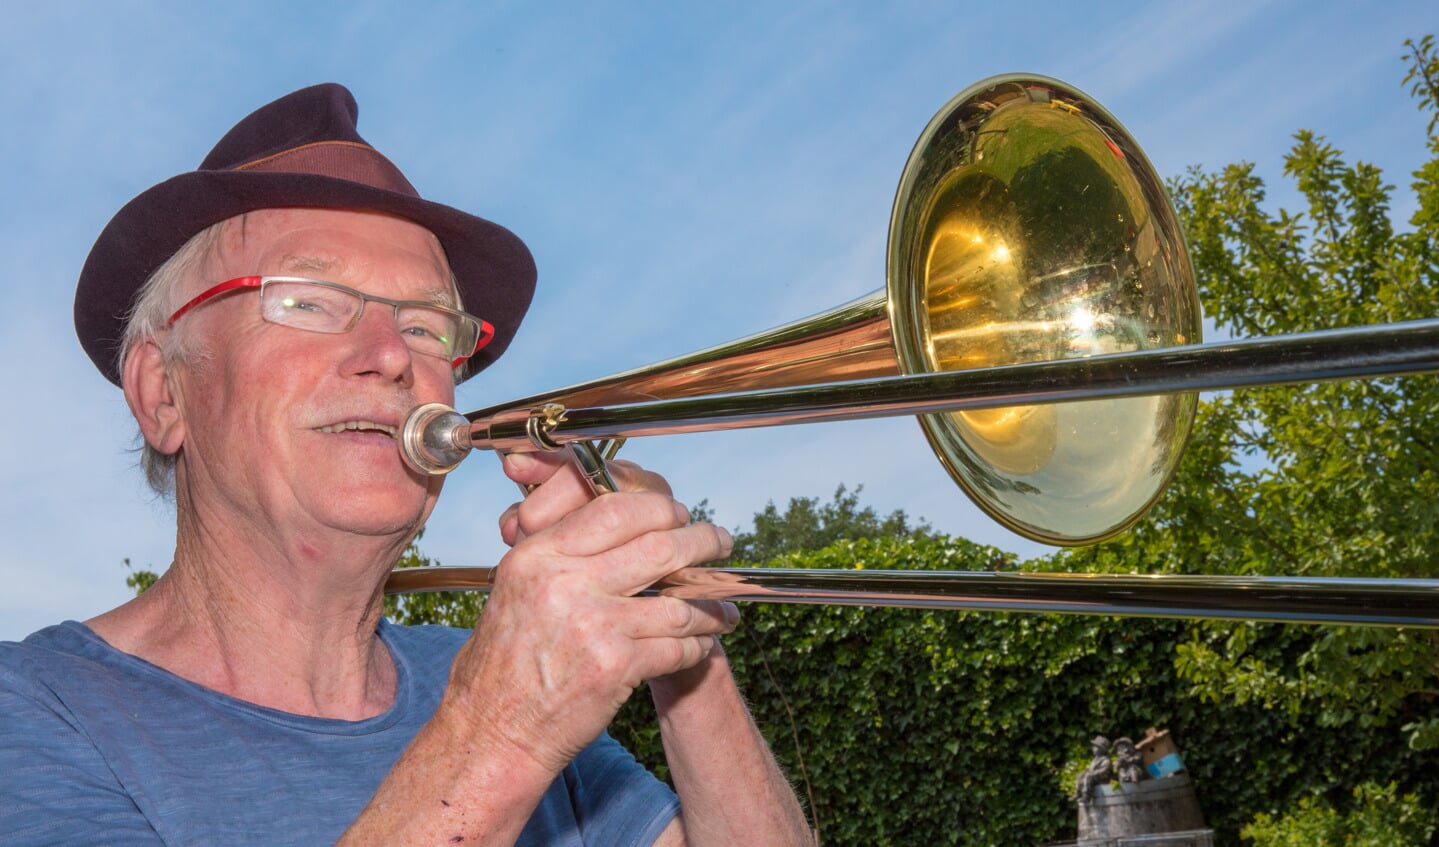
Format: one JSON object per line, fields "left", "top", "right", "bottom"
{"left": 400, "top": 402, "right": 472, "bottom": 476}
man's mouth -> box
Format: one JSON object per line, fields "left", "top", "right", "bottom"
{"left": 316, "top": 420, "right": 399, "bottom": 438}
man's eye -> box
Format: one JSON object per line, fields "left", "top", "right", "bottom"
{"left": 281, "top": 297, "right": 326, "bottom": 313}
{"left": 266, "top": 288, "right": 351, "bottom": 327}
{"left": 401, "top": 322, "right": 453, "bottom": 346}
{"left": 400, "top": 311, "right": 454, "bottom": 346}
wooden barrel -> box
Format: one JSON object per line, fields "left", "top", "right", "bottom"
{"left": 1077, "top": 773, "right": 1205, "bottom": 843}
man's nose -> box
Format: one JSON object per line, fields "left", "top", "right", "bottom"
{"left": 342, "top": 305, "right": 416, "bottom": 384}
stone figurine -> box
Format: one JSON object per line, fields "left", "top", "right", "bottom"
{"left": 1114, "top": 737, "right": 1147, "bottom": 784}
{"left": 1074, "top": 735, "right": 1113, "bottom": 804}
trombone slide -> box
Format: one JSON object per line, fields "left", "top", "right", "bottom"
{"left": 385, "top": 566, "right": 1439, "bottom": 629}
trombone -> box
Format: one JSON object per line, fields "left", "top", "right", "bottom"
{"left": 387, "top": 74, "right": 1439, "bottom": 628}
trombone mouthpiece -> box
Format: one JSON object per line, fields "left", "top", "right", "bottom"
{"left": 400, "top": 402, "right": 472, "bottom": 476}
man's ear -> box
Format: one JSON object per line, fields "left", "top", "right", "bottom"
{"left": 122, "top": 339, "right": 187, "bottom": 456}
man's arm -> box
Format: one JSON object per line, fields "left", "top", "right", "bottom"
{"left": 504, "top": 452, "right": 812, "bottom": 846}
{"left": 343, "top": 458, "right": 737, "bottom": 844}
{"left": 650, "top": 642, "right": 815, "bottom": 846}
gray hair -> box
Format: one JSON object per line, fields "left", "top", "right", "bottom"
{"left": 120, "top": 221, "right": 228, "bottom": 496}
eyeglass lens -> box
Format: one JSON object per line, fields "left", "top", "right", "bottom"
{"left": 260, "top": 279, "right": 472, "bottom": 360}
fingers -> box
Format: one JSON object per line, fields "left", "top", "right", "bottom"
{"left": 557, "top": 600, "right": 736, "bottom": 684}
{"left": 444, "top": 487, "right": 739, "bottom": 770}
{"left": 555, "top": 600, "right": 738, "bottom": 687}
{"left": 501, "top": 452, "right": 671, "bottom": 495}
{"left": 499, "top": 450, "right": 569, "bottom": 489}
{"left": 498, "top": 452, "right": 676, "bottom": 544}
{"left": 498, "top": 504, "right": 732, "bottom": 611}
{"left": 550, "top": 497, "right": 730, "bottom": 573}
{"left": 466, "top": 452, "right": 740, "bottom": 755}
{"left": 618, "top": 597, "right": 740, "bottom": 642}
{"left": 497, "top": 452, "right": 570, "bottom": 544}
{"left": 626, "top": 601, "right": 741, "bottom": 681}
{"left": 637, "top": 634, "right": 721, "bottom": 680}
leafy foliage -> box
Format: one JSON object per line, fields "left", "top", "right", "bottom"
{"left": 722, "top": 484, "right": 934, "bottom": 565}
{"left": 1056, "top": 35, "right": 1439, "bottom": 761}
{"left": 607, "top": 536, "right": 1439, "bottom": 845}
{"left": 382, "top": 530, "right": 487, "bottom": 626}
{"left": 1406, "top": 36, "right": 1439, "bottom": 138}
{"left": 123, "top": 557, "right": 158, "bottom": 594}
{"left": 128, "top": 518, "right": 1439, "bottom": 844}
{"left": 1241, "top": 782, "right": 1437, "bottom": 846}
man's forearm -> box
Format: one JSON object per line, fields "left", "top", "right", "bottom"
{"left": 650, "top": 641, "right": 814, "bottom": 846}
{"left": 338, "top": 703, "right": 555, "bottom": 845}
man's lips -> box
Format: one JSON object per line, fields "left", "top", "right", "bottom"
{"left": 315, "top": 420, "right": 399, "bottom": 437}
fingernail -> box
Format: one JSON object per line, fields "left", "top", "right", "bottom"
{"left": 504, "top": 452, "right": 537, "bottom": 472}
{"left": 722, "top": 602, "right": 740, "bottom": 627}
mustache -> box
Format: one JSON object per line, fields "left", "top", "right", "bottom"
{"left": 305, "top": 397, "right": 417, "bottom": 431}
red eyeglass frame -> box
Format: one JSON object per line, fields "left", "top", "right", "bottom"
{"left": 166, "top": 275, "right": 496, "bottom": 367}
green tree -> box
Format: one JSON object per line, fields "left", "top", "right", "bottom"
{"left": 382, "top": 529, "right": 486, "bottom": 627}
{"left": 1052, "top": 34, "right": 1439, "bottom": 840}
{"left": 721, "top": 484, "right": 934, "bottom": 565}
{"left": 1241, "top": 782, "right": 1436, "bottom": 846}
{"left": 123, "top": 557, "right": 158, "bottom": 594}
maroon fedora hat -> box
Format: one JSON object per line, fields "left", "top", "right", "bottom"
{"left": 75, "top": 83, "right": 536, "bottom": 386}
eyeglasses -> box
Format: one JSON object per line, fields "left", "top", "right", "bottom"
{"left": 166, "top": 276, "right": 495, "bottom": 366}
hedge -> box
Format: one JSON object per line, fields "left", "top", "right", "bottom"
{"left": 609, "top": 536, "right": 1439, "bottom": 845}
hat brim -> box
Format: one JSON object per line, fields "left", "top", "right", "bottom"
{"left": 75, "top": 170, "right": 536, "bottom": 386}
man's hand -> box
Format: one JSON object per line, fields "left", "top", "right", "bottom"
{"left": 365, "top": 450, "right": 811, "bottom": 846}
{"left": 497, "top": 450, "right": 675, "bottom": 544}
{"left": 442, "top": 450, "right": 737, "bottom": 776}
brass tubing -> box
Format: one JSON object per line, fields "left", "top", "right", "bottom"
{"left": 403, "top": 318, "right": 1439, "bottom": 467}
{"left": 479, "top": 318, "right": 1439, "bottom": 449}
{"left": 394, "top": 319, "right": 1439, "bottom": 622}
{"left": 384, "top": 567, "right": 1439, "bottom": 628}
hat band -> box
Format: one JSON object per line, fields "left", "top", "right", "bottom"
{"left": 234, "top": 140, "right": 418, "bottom": 196}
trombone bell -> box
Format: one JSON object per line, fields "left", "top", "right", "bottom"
{"left": 885, "top": 75, "right": 1199, "bottom": 544}
{"left": 405, "top": 75, "right": 1203, "bottom": 546}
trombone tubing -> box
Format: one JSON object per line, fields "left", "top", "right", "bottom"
{"left": 391, "top": 319, "right": 1439, "bottom": 627}
{"left": 384, "top": 566, "right": 1439, "bottom": 628}
{"left": 460, "top": 318, "right": 1439, "bottom": 451}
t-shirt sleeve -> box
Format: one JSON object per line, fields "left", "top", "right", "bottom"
{"left": 567, "top": 732, "right": 680, "bottom": 844}
{"left": 0, "top": 662, "right": 164, "bottom": 845}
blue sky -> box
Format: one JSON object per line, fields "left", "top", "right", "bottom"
{"left": 1, "top": 2, "right": 1433, "bottom": 642}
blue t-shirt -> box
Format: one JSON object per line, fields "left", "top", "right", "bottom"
{"left": 0, "top": 620, "right": 678, "bottom": 845}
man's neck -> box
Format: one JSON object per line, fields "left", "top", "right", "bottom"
{"left": 86, "top": 514, "right": 410, "bottom": 720}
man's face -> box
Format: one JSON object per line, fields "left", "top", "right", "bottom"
{"left": 164, "top": 208, "right": 459, "bottom": 542}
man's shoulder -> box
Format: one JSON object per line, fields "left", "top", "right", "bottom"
{"left": 3, "top": 620, "right": 97, "bottom": 652}
{"left": 0, "top": 622, "right": 136, "bottom": 744}
{"left": 0, "top": 621, "right": 112, "bottom": 688}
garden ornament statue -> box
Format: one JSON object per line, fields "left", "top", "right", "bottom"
{"left": 1114, "top": 737, "right": 1147, "bottom": 784}
{"left": 1074, "top": 735, "right": 1114, "bottom": 804}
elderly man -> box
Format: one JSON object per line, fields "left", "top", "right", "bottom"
{"left": 0, "top": 84, "right": 811, "bottom": 844}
